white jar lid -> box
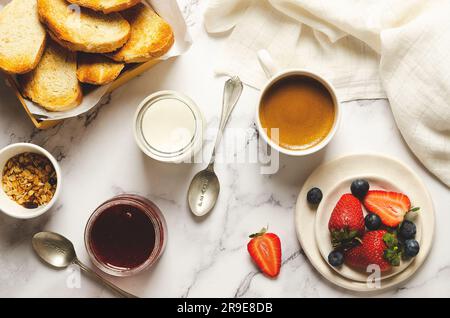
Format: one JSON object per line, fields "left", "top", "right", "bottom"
{"left": 134, "top": 91, "right": 204, "bottom": 163}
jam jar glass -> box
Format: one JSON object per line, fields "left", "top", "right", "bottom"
{"left": 84, "top": 194, "right": 167, "bottom": 277}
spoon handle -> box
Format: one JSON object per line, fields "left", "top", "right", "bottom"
{"left": 74, "top": 258, "right": 138, "bottom": 298}
{"left": 209, "top": 76, "right": 243, "bottom": 166}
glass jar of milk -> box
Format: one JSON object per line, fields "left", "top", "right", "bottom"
{"left": 133, "top": 91, "right": 204, "bottom": 163}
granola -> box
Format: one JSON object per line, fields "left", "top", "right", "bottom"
{"left": 2, "top": 152, "right": 57, "bottom": 209}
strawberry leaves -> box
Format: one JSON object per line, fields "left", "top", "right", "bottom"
{"left": 383, "top": 232, "right": 401, "bottom": 266}
{"left": 331, "top": 228, "right": 359, "bottom": 248}
{"left": 249, "top": 227, "right": 267, "bottom": 238}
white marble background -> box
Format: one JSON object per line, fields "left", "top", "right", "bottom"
{"left": 0, "top": 0, "right": 449, "bottom": 298}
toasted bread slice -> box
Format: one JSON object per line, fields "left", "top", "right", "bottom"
{"left": 67, "top": 0, "right": 141, "bottom": 14}
{"left": 77, "top": 53, "right": 124, "bottom": 85}
{"left": 108, "top": 3, "right": 174, "bottom": 63}
{"left": 38, "top": 0, "right": 130, "bottom": 53}
{"left": 18, "top": 40, "right": 82, "bottom": 112}
{"left": 0, "top": 0, "right": 46, "bottom": 74}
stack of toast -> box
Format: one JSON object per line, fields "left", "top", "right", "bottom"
{"left": 0, "top": 0, "right": 174, "bottom": 112}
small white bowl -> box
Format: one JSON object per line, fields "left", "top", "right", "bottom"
{"left": 0, "top": 143, "right": 62, "bottom": 219}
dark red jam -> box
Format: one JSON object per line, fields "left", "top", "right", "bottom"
{"left": 90, "top": 204, "right": 156, "bottom": 270}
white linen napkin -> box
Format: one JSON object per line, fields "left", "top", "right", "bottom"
{"left": 204, "top": 0, "right": 450, "bottom": 187}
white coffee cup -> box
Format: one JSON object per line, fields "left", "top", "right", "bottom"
{"left": 255, "top": 50, "right": 341, "bottom": 156}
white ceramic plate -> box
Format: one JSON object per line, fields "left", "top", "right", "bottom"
{"left": 295, "top": 154, "right": 434, "bottom": 293}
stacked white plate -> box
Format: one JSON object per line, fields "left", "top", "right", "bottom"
{"left": 295, "top": 154, "right": 435, "bottom": 292}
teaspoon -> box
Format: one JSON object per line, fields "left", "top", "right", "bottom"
{"left": 32, "top": 231, "right": 137, "bottom": 298}
{"left": 188, "top": 76, "right": 243, "bottom": 216}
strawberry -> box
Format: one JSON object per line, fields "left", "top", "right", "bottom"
{"left": 247, "top": 228, "right": 281, "bottom": 278}
{"left": 328, "top": 194, "right": 365, "bottom": 245}
{"left": 345, "top": 230, "right": 400, "bottom": 272}
{"left": 363, "top": 191, "right": 416, "bottom": 227}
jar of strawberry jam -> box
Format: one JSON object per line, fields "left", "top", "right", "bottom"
{"left": 84, "top": 194, "right": 167, "bottom": 277}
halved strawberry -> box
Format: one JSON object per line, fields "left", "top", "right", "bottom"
{"left": 328, "top": 194, "right": 365, "bottom": 245}
{"left": 363, "top": 191, "right": 413, "bottom": 227}
{"left": 345, "top": 230, "right": 400, "bottom": 272}
{"left": 247, "top": 228, "right": 281, "bottom": 278}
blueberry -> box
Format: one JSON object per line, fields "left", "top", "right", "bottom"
{"left": 307, "top": 187, "right": 323, "bottom": 205}
{"left": 399, "top": 220, "right": 416, "bottom": 239}
{"left": 404, "top": 239, "right": 420, "bottom": 258}
{"left": 49, "top": 177, "right": 57, "bottom": 186}
{"left": 23, "top": 201, "right": 38, "bottom": 209}
{"left": 365, "top": 213, "right": 382, "bottom": 230}
{"left": 350, "top": 179, "right": 370, "bottom": 200}
{"left": 328, "top": 250, "right": 344, "bottom": 267}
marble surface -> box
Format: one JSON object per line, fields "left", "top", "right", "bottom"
{"left": 0, "top": 0, "right": 449, "bottom": 298}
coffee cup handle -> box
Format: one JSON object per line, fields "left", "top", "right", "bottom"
{"left": 257, "top": 49, "right": 280, "bottom": 78}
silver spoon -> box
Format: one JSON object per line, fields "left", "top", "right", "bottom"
{"left": 32, "top": 231, "right": 137, "bottom": 298}
{"left": 188, "top": 76, "right": 243, "bottom": 216}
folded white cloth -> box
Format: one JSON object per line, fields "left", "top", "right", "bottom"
{"left": 205, "top": 0, "right": 450, "bottom": 187}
